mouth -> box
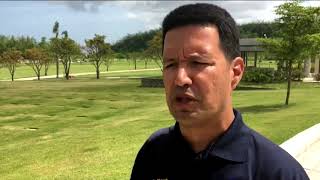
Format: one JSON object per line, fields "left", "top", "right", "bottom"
{"left": 175, "top": 94, "right": 197, "bottom": 104}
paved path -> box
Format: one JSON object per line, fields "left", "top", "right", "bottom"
{"left": 281, "top": 123, "right": 320, "bottom": 180}
{"left": 296, "top": 139, "right": 320, "bottom": 179}
{"left": 0, "top": 68, "right": 160, "bottom": 81}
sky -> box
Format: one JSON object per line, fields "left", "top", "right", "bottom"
{"left": 0, "top": 1, "right": 319, "bottom": 45}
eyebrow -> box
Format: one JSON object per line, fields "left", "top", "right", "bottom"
{"left": 187, "top": 53, "right": 212, "bottom": 61}
{"left": 163, "top": 57, "right": 176, "bottom": 62}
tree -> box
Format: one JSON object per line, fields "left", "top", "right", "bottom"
{"left": 52, "top": 21, "right": 60, "bottom": 78}
{"left": 304, "top": 33, "right": 320, "bottom": 60}
{"left": 0, "top": 49, "right": 23, "bottom": 81}
{"left": 259, "top": 1, "right": 320, "bottom": 105}
{"left": 141, "top": 50, "right": 151, "bottom": 69}
{"left": 38, "top": 37, "right": 52, "bottom": 76}
{"left": 0, "top": 35, "right": 36, "bottom": 54}
{"left": 24, "top": 48, "right": 48, "bottom": 80}
{"left": 112, "top": 29, "right": 159, "bottom": 53}
{"left": 146, "top": 31, "right": 163, "bottom": 71}
{"left": 85, "top": 34, "right": 112, "bottom": 79}
{"left": 128, "top": 52, "right": 141, "bottom": 70}
{"left": 50, "top": 36, "right": 81, "bottom": 80}
{"left": 104, "top": 50, "right": 115, "bottom": 72}
{"left": 239, "top": 22, "right": 278, "bottom": 38}
{"left": 61, "top": 31, "right": 68, "bottom": 38}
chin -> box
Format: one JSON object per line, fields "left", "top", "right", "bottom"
{"left": 172, "top": 111, "right": 199, "bottom": 125}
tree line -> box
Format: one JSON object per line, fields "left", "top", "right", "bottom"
{"left": 0, "top": 20, "right": 164, "bottom": 81}
{"left": 0, "top": 16, "right": 285, "bottom": 82}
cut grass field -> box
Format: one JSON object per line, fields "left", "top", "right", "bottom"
{"left": 0, "top": 60, "right": 160, "bottom": 80}
{"left": 0, "top": 59, "right": 277, "bottom": 81}
{"left": 0, "top": 77, "right": 320, "bottom": 179}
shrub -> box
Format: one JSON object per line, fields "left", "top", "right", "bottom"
{"left": 314, "top": 74, "right": 320, "bottom": 81}
{"left": 273, "top": 70, "right": 287, "bottom": 82}
{"left": 242, "top": 67, "right": 275, "bottom": 83}
{"left": 291, "top": 68, "right": 304, "bottom": 81}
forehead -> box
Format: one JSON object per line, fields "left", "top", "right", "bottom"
{"left": 163, "top": 25, "right": 220, "bottom": 56}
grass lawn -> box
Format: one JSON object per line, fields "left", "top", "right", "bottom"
{"left": 0, "top": 77, "right": 320, "bottom": 179}
{"left": 0, "top": 60, "right": 160, "bottom": 80}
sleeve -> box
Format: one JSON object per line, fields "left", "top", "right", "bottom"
{"left": 130, "top": 139, "right": 153, "bottom": 180}
{"left": 259, "top": 161, "right": 310, "bottom": 180}
{"left": 275, "top": 167, "right": 310, "bottom": 180}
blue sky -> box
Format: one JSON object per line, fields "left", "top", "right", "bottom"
{"left": 1, "top": 1, "right": 319, "bottom": 45}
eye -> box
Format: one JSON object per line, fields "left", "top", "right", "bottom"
{"left": 164, "top": 62, "right": 176, "bottom": 69}
{"left": 192, "top": 61, "right": 207, "bottom": 66}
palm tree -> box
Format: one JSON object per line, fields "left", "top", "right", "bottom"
{"left": 53, "top": 21, "right": 59, "bottom": 38}
{"left": 61, "top": 31, "right": 68, "bottom": 39}
{"left": 52, "top": 21, "right": 60, "bottom": 78}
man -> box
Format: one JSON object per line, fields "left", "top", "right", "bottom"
{"left": 131, "top": 3, "right": 309, "bottom": 180}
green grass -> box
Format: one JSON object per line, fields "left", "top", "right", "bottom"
{"left": 0, "top": 78, "right": 320, "bottom": 179}
{"left": 0, "top": 60, "right": 160, "bottom": 80}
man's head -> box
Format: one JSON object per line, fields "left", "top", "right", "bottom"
{"left": 162, "top": 3, "right": 240, "bottom": 61}
{"left": 162, "top": 3, "right": 244, "bottom": 128}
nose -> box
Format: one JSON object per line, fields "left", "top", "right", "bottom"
{"left": 174, "top": 65, "right": 192, "bottom": 87}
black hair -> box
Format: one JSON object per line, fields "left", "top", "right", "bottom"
{"left": 162, "top": 3, "right": 240, "bottom": 61}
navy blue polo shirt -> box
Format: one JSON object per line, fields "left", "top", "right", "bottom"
{"left": 131, "top": 109, "right": 309, "bottom": 180}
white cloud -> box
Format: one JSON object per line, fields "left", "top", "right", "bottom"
{"left": 111, "top": 1, "right": 284, "bottom": 28}
{"left": 127, "top": 12, "right": 137, "bottom": 19}
{"left": 59, "top": 1, "right": 320, "bottom": 32}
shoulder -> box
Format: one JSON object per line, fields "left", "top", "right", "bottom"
{"left": 149, "top": 126, "right": 173, "bottom": 141}
{"left": 136, "top": 125, "right": 175, "bottom": 153}
{"left": 144, "top": 126, "right": 175, "bottom": 149}
{"left": 247, "top": 128, "right": 309, "bottom": 179}
{"left": 131, "top": 126, "right": 175, "bottom": 179}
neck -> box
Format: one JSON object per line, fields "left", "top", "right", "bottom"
{"left": 179, "top": 108, "right": 235, "bottom": 153}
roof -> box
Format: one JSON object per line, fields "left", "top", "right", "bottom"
{"left": 240, "top": 38, "right": 264, "bottom": 52}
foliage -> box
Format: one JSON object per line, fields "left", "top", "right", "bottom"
{"left": 38, "top": 37, "right": 53, "bottom": 76}
{"left": 112, "top": 29, "right": 159, "bottom": 53}
{"left": 111, "top": 22, "right": 281, "bottom": 56}
{"left": 52, "top": 21, "right": 59, "bottom": 38}
{"left": 0, "top": 35, "right": 37, "bottom": 54}
{"left": 291, "top": 67, "right": 304, "bottom": 81}
{"left": 51, "top": 21, "right": 60, "bottom": 78}
{"left": 145, "top": 31, "right": 163, "bottom": 71}
{"left": 258, "top": 1, "right": 320, "bottom": 105}
{"left": 315, "top": 73, "right": 320, "bottom": 81}
{"left": 239, "top": 21, "right": 278, "bottom": 38}
{"left": 24, "top": 48, "right": 49, "bottom": 80}
{"left": 50, "top": 36, "right": 81, "bottom": 80}
{"left": 304, "top": 33, "right": 320, "bottom": 58}
{"left": 104, "top": 52, "right": 115, "bottom": 72}
{"left": 242, "top": 67, "right": 275, "bottom": 83}
{"left": 127, "top": 52, "right": 142, "bottom": 70}
{"left": 0, "top": 49, "right": 23, "bottom": 81}
{"left": 85, "top": 34, "right": 113, "bottom": 78}
{"left": 0, "top": 61, "right": 161, "bottom": 80}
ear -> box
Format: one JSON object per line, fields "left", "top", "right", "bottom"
{"left": 230, "top": 57, "right": 244, "bottom": 90}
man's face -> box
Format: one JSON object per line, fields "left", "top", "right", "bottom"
{"left": 163, "top": 25, "right": 241, "bottom": 128}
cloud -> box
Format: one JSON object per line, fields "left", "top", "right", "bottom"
{"left": 49, "top": 1, "right": 108, "bottom": 13}
{"left": 111, "top": 1, "right": 282, "bottom": 28}
{"left": 59, "top": 1, "right": 320, "bottom": 29}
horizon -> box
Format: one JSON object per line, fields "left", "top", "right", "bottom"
{"left": 1, "top": 1, "right": 319, "bottom": 45}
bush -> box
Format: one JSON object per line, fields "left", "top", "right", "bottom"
{"left": 273, "top": 70, "right": 287, "bottom": 82}
{"left": 291, "top": 68, "right": 304, "bottom": 80}
{"left": 242, "top": 67, "right": 275, "bottom": 83}
{"left": 315, "top": 74, "right": 320, "bottom": 81}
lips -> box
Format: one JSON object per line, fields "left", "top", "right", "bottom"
{"left": 174, "top": 94, "right": 197, "bottom": 105}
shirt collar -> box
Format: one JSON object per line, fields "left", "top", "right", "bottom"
{"left": 207, "top": 109, "right": 249, "bottom": 162}
{"left": 174, "top": 109, "right": 249, "bottom": 163}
